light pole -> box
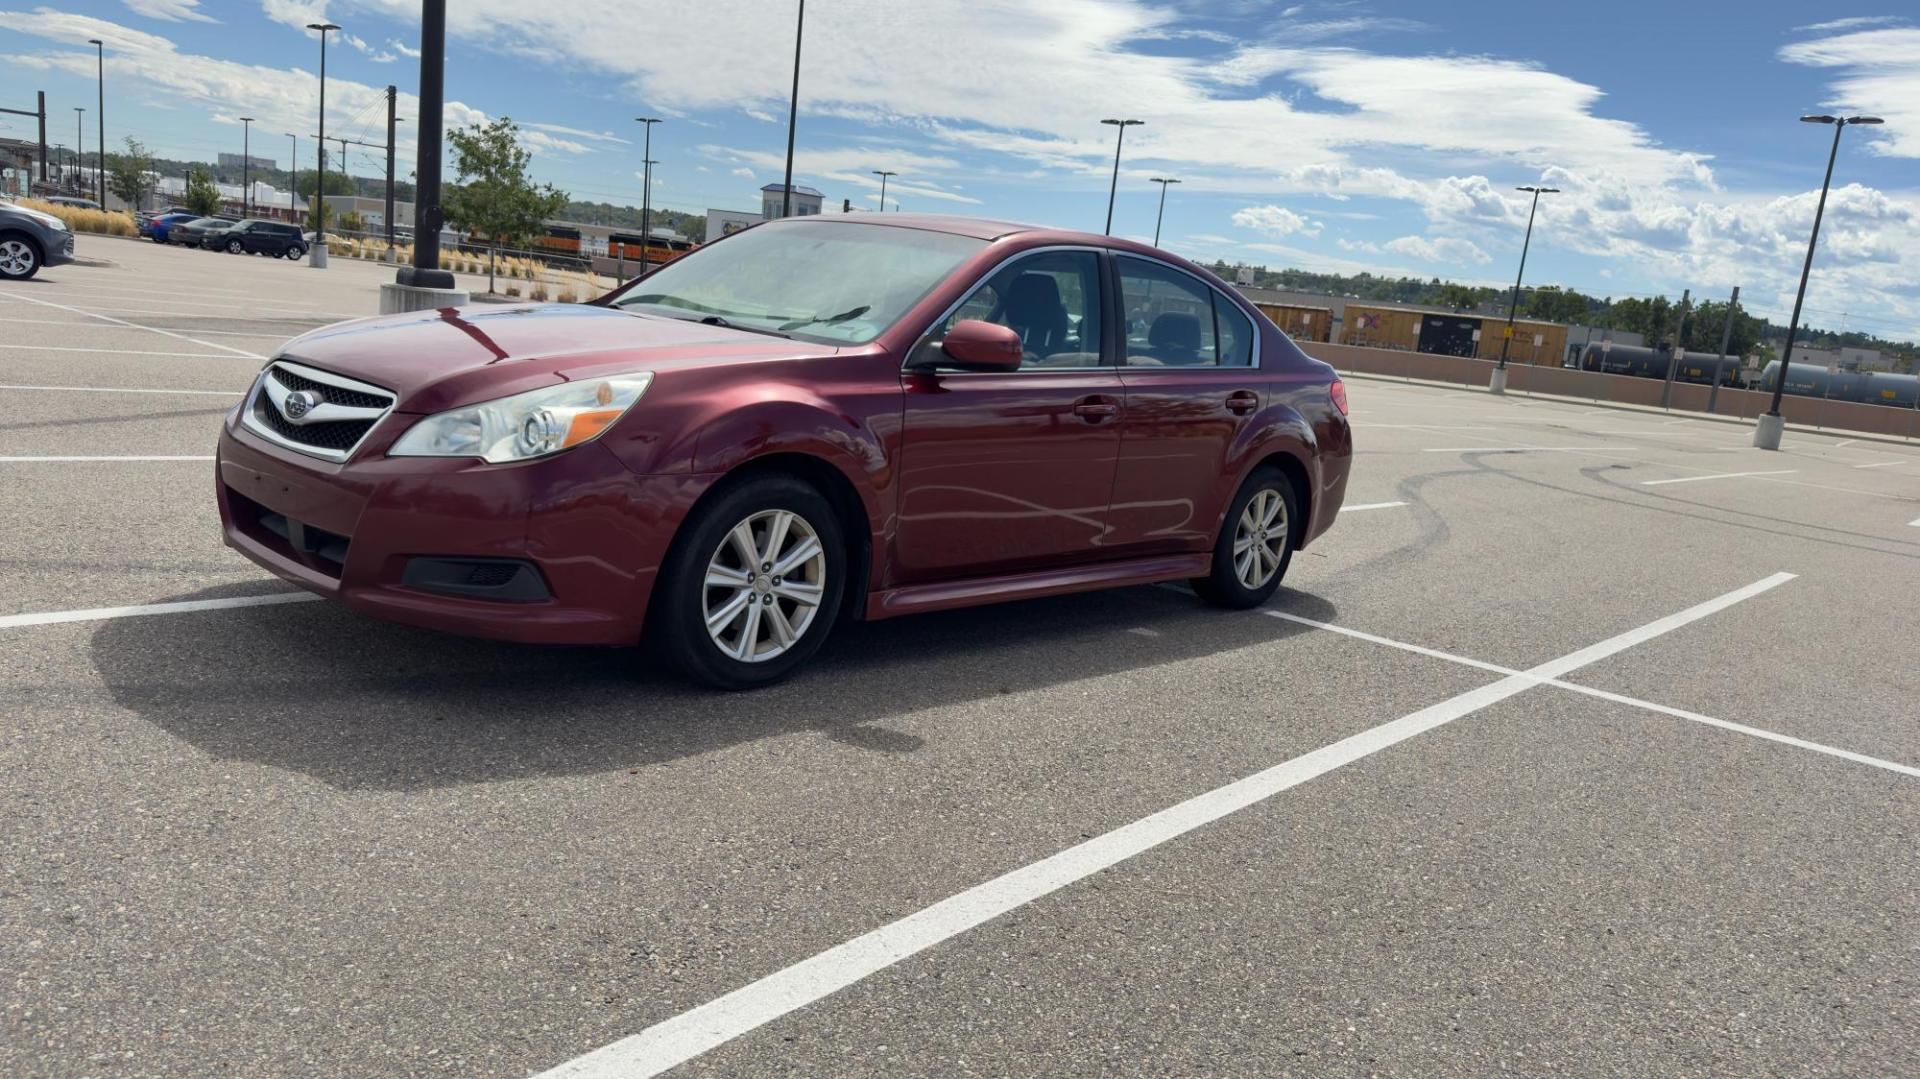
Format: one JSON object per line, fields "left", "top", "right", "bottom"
{"left": 1753, "top": 114, "right": 1883, "bottom": 450}
{"left": 780, "top": 0, "right": 804, "bottom": 219}
{"left": 239, "top": 116, "right": 254, "bottom": 216}
{"left": 88, "top": 38, "right": 103, "bottom": 206}
{"left": 635, "top": 116, "right": 661, "bottom": 268}
{"left": 1101, "top": 118, "right": 1143, "bottom": 235}
{"left": 1490, "top": 184, "right": 1558, "bottom": 395}
{"left": 872, "top": 169, "right": 896, "bottom": 212}
{"left": 1149, "top": 176, "right": 1180, "bottom": 247}
{"left": 286, "top": 133, "right": 297, "bottom": 219}
{"left": 307, "top": 20, "right": 339, "bottom": 267}
{"left": 72, "top": 107, "right": 83, "bottom": 198}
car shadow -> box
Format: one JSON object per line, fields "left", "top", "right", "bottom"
{"left": 88, "top": 579, "right": 1338, "bottom": 792}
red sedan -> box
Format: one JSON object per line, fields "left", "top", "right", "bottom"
{"left": 217, "top": 215, "right": 1352, "bottom": 688}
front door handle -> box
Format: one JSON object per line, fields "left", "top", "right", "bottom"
{"left": 1226, "top": 390, "right": 1260, "bottom": 415}
{"left": 1073, "top": 395, "right": 1120, "bottom": 421}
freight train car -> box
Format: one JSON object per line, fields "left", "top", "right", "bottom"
{"left": 1579, "top": 343, "right": 1742, "bottom": 386}
{"left": 1253, "top": 302, "right": 1333, "bottom": 343}
{"left": 608, "top": 232, "right": 693, "bottom": 269}
{"left": 1753, "top": 360, "right": 1920, "bottom": 408}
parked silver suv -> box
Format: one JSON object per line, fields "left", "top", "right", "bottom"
{"left": 0, "top": 198, "right": 77, "bottom": 280}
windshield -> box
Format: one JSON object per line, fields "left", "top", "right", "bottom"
{"left": 610, "top": 221, "right": 984, "bottom": 345}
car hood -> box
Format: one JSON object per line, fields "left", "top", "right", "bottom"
{"left": 275, "top": 302, "right": 839, "bottom": 413}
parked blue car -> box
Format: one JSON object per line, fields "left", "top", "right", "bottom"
{"left": 147, "top": 212, "right": 202, "bottom": 244}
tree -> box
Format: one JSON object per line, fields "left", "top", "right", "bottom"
{"left": 442, "top": 116, "right": 569, "bottom": 291}
{"left": 338, "top": 210, "right": 367, "bottom": 235}
{"left": 182, "top": 167, "right": 221, "bottom": 216}
{"left": 107, "top": 137, "right": 155, "bottom": 211}
{"left": 1684, "top": 299, "right": 1763, "bottom": 359}
{"left": 295, "top": 168, "right": 355, "bottom": 199}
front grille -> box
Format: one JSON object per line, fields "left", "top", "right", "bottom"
{"left": 241, "top": 360, "right": 396, "bottom": 462}
{"left": 268, "top": 365, "right": 390, "bottom": 410}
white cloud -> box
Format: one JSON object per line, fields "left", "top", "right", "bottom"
{"left": 730, "top": 166, "right": 754, "bottom": 179}
{"left": 1385, "top": 234, "right": 1492, "bottom": 264}
{"left": 524, "top": 122, "right": 632, "bottom": 145}
{"left": 1232, "top": 204, "right": 1322, "bottom": 237}
{"left": 391, "top": 38, "right": 420, "bottom": 58}
{"left": 1792, "top": 16, "right": 1903, "bottom": 32}
{"left": 1779, "top": 27, "right": 1920, "bottom": 158}
{"left": 122, "top": 0, "right": 215, "bottom": 22}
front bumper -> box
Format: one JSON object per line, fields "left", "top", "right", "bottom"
{"left": 46, "top": 230, "right": 75, "bottom": 268}
{"left": 216, "top": 416, "right": 709, "bottom": 645}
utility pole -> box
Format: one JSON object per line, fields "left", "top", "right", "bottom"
{"left": 383, "top": 85, "right": 396, "bottom": 257}
{"left": 307, "top": 20, "right": 339, "bottom": 267}
{"left": 1707, "top": 286, "right": 1739, "bottom": 414}
{"left": 73, "top": 108, "right": 84, "bottom": 198}
{"left": 0, "top": 91, "right": 48, "bottom": 187}
{"left": 635, "top": 116, "right": 661, "bottom": 269}
{"left": 89, "top": 39, "right": 103, "bottom": 206}
{"left": 1493, "top": 184, "right": 1558, "bottom": 394}
{"left": 239, "top": 117, "right": 254, "bottom": 216}
{"left": 1659, "top": 288, "right": 1690, "bottom": 409}
{"left": 780, "top": 0, "right": 804, "bottom": 219}
{"left": 872, "top": 169, "right": 895, "bottom": 212}
{"left": 393, "top": 0, "right": 460, "bottom": 301}
{"left": 1101, "top": 118, "right": 1144, "bottom": 235}
{"left": 1149, "top": 176, "right": 1180, "bottom": 246}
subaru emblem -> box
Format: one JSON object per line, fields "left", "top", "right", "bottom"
{"left": 283, "top": 389, "right": 322, "bottom": 420}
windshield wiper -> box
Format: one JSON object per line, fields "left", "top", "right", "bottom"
{"left": 685, "top": 314, "right": 791, "bottom": 339}
{"left": 778, "top": 305, "right": 870, "bottom": 331}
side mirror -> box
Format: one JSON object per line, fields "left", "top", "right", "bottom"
{"left": 938, "top": 319, "right": 1023, "bottom": 372}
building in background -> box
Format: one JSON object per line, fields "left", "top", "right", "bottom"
{"left": 760, "top": 183, "right": 823, "bottom": 219}
{"left": 703, "top": 208, "right": 761, "bottom": 244}
{"left": 217, "top": 152, "right": 276, "bottom": 173}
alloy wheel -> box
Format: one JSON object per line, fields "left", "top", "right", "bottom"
{"left": 1232, "top": 488, "right": 1288, "bottom": 589}
{"left": 0, "top": 239, "right": 36, "bottom": 277}
{"left": 702, "top": 508, "right": 828, "bottom": 663}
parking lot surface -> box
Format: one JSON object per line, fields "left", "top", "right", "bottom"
{"left": 4, "top": 238, "right": 1918, "bottom": 1078}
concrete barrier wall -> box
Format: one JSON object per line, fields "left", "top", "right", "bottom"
{"left": 1297, "top": 340, "right": 1920, "bottom": 440}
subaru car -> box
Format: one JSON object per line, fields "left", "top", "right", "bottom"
{"left": 216, "top": 215, "right": 1352, "bottom": 688}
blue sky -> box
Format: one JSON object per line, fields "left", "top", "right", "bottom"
{"left": 4, "top": 1, "right": 1917, "bottom": 341}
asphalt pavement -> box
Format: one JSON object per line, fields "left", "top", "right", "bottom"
{"left": 2, "top": 237, "right": 1916, "bottom": 1078}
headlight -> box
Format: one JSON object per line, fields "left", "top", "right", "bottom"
{"left": 22, "top": 209, "right": 67, "bottom": 231}
{"left": 388, "top": 373, "right": 654, "bottom": 464}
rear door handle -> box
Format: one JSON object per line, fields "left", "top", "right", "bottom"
{"left": 1073, "top": 395, "right": 1120, "bottom": 421}
{"left": 1226, "top": 390, "right": 1260, "bottom": 415}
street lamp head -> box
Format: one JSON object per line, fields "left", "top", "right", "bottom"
{"left": 1101, "top": 118, "right": 1144, "bottom": 127}
{"left": 87, "top": 38, "right": 102, "bottom": 46}
{"left": 308, "top": 22, "right": 340, "bottom": 32}
{"left": 635, "top": 116, "right": 661, "bottom": 124}
{"left": 1799, "top": 114, "right": 1837, "bottom": 124}
{"left": 1516, "top": 185, "right": 1560, "bottom": 193}
{"left": 1844, "top": 116, "right": 1885, "bottom": 125}
{"left": 240, "top": 116, "right": 255, "bottom": 123}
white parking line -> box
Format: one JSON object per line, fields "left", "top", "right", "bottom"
{"left": 0, "top": 291, "right": 266, "bottom": 359}
{"left": 0, "top": 455, "right": 216, "bottom": 462}
{"left": 1853, "top": 460, "right": 1910, "bottom": 470}
{"left": 1423, "top": 446, "right": 1640, "bottom": 453}
{"left": 36, "top": 286, "right": 327, "bottom": 310}
{"left": 532, "top": 573, "right": 1796, "bottom": 1079}
{"left": 1342, "top": 501, "right": 1409, "bottom": 511}
{"left": 0, "top": 383, "right": 242, "bottom": 396}
{"left": 0, "top": 592, "right": 320, "bottom": 630}
{"left": 1833, "top": 439, "right": 1857, "bottom": 448}
{"left": 1266, "top": 598, "right": 1914, "bottom": 780}
{"left": 0, "top": 343, "right": 250, "bottom": 359}
{"left": 0, "top": 316, "right": 294, "bottom": 338}
{"left": 1639, "top": 470, "right": 1797, "bottom": 486}
{"left": 1910, "top": 516, "right": 1920, "bottom": 528}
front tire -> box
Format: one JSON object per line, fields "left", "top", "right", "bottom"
{"left": 655, "top": 475, "right": 846, "bottom": 690}
{"left": 286, "top": 245, "right": 306, "bottom": 261}
{"left": 225, "top": 239, "right": 244, "bottom": 254}
{"left": 1192, "top": 467, "right": 1298, "bottom": 609}
{"left": 0, "top": 235, "right": 40, "bottom": 280}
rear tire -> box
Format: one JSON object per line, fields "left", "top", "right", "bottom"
{"left": 226, "top": 239, "right": 244, "bottom": 254}
{"left": 654, "top": 475, "right": 846, "bottom": 690}
{"left": 287, "top": 245, "right": 306, "bottom": 261}
{"left": 1192, "top": 466, "right": 1298, "bottom": 609}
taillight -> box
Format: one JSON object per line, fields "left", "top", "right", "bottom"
{"left": 1330, "top": 378, "right": 1349, "bottom": 416}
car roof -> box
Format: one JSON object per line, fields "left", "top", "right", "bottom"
{"left": 765, "top": 214, "right": 1201, "bottom": 262}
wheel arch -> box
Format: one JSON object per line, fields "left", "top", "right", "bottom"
{"left": 0, "top": 228, "right": 46, "bottom": 264}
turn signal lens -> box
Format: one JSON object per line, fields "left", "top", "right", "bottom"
{"left": 390, "top": 372, "right": 654, "bottom": 464}
{"left": 1330, "top": 378, "right": 1349, "bottom": 416}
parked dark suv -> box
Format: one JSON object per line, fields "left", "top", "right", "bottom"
{"left": 217, "top": 219, "right": 308, "bottom": 259}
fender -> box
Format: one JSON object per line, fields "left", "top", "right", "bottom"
{"left": 1216, "top": 393, "right": 1321, "bottom": 545}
